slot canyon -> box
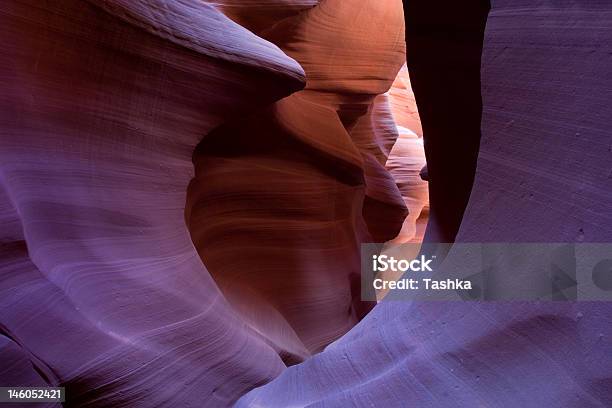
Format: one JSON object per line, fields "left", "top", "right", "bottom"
{"left": 1, "top": 0, "right": 611, "bottom": 407}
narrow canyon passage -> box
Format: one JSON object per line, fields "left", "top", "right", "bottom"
{"left": 185, "top": 1, "right": 427, "bottom": 364}
{"left": 385, "top": 64, "right": 428, "bottom": 245}
{"left": 237, "top": 1, "right": 612, "bottom": 407}
{"left": 1, "top": 0, "right": 611, "bottom": 407}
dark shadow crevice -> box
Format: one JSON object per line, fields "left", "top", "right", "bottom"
{"left": 403, "top": 0, "right": 491, "bottom": 243}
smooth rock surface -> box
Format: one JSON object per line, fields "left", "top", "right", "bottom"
{"left": 1, "top": 0, "right": 304, "bottom": 406}
{"left": 186, "top": 0, "right": 407, "bottom": 359}
{"left": 0, "top": 0, "right": 408, "bottom": 406}
{"left": 237, "top": 0, "right": 612, "bottom": 406}
{"left": 385, "top": 64, "right": 428, "bottom": 244}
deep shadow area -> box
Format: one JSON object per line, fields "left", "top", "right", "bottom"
{"left": 403, "top": 0, "right": 491, "bottom": 243}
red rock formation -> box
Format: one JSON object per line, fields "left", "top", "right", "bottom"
{"left": 220, "top": 0, "right": 320, "bottom": 34}
{"left": 385, "top": 132, "right": 428, "bottom": 244}
{"left": 236, "top": 1, "right": 612, "bottom": 407}
{"left": 389, "top": 64, "right": 423, "bottom": 138}
{"left": 187, "top": 0, "right": 407, "bottom": 358}
{"left": 1, "top": 0, "right": 409, "bottom": 405}
{"left": 385, "top": 64, "right": 428, "bottom": 244}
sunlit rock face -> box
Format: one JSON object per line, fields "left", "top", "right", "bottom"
{"left": 0, "top": 0, "right": 408, "bottom": 406}
{"left": 385, "top": 64, "right": 428, "bottom": 244}
{"left": 385, "top": 131, "right": 428, "bottom": 244}
{"left": 186, "top": 0, "right": 407, "bottom": 359}
{"left": 389, "top": 64, "right": 423, "bottom": 138}
{"left": 236, "top": 0, "right": 612, "bottom": 406}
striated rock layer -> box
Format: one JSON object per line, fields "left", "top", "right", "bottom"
{"left": 0, "top": 0, "right": 306, "bottom": 406}
{"left": 237, "top": 0, "right": 612, "bottom": 406}
{"left": 1, "top": 0, "right": 409, "bottom": 406}
{"left": 3, "top": 0, "right": 608, "bottom": 406}
{"left": 385, "top": 64, "right": 428, "bottom": 244}
{"left": 186, "top": 0, "right": 407, "bottom": 359}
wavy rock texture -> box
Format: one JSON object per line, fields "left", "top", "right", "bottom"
{"left": 385, "top": 64, "right": 428, "bottom": 244}
{"left": 385, "top": 131, "right": 428, "bottom": 244}
{"left": 186, "top": 0, "right": 407, "bottom": 360}
{"left": 4, "top": 0, "right": 609, "bottom": 407}
{"left": 0, "top": 0, "right": 306, "bottom": 406}
{"left": 388, "top": 64, "right": 423, "bottom": 138}
{"left": 237, "top": 0, "right": 612, "bottom": 406}
{"left": 0, "top": 0, "right": 409, "bottom": 406}
{"left": 219, "top": 0, "right": 320, "bottom": 34}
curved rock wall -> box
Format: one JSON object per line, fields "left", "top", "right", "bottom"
{"left": 236, "top": 0, "right": 612, "bottom": 406}
{"left": 0, "top": 0, "right": 409, "bottom": 406}
{"left": 404, "top": 0, "right": 490, "bottom": 243}
{"left": 0, "top": 0, "right": 304, "bottom": 406}
{"left": 186, "top": 0, "right": 407, "bottom": 359}
{"left": 3, "top": 0, "right": 608, "bottom": 407}
{"left": 385, "top": 65, "right": 428, "bottom": 244}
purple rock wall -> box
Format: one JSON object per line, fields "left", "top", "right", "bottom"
{"left": 1, "top": 0, "right": 611, "bottom": 407}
